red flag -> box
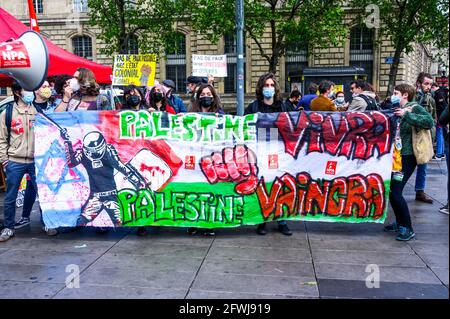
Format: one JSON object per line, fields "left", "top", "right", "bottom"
{"left": 27, "top": 0, "right": 40, "bottom": 32}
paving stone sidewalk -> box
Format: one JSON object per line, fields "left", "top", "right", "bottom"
{"left": 0, "top": 160, "right": 448, "bottom": 299}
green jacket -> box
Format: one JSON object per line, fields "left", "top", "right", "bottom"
{"left": 400, "top": 101, "right": 435, "bottom": 156}
{"left": 417, "top": 91, "right": 437, "bottom": 121}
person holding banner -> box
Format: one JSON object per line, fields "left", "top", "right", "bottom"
{"left": 0, "top": 82, "right": 58, "bottom": 242}
{"left": 146, "top": 84, "right": 176, "bottom": 114}
{"left": 191, "top": 84, "right": 225, "bottom": 115}
{"left": 55, "top": 67, "right": 111, "bottom": 112}
{"left": 385, "top": 83, "right": 435, "bottom": 241}
{"left": 122, "top": 84, "right": 146, "bottom": 110}
{"left": 245, "top": 73, "right": 292, "bottom": 236}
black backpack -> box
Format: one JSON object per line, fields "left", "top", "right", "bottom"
{"left": 359, "top": 94, "right": 380, "bottom": 111}
{"left": 5, "top": 103, "right": 44, "bottom": 145}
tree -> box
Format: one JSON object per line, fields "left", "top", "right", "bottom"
{"left": 350, "top": 0, "right": 449, "bottom": 96}
{"left": 87, "top": 0, "right": 184, "bottom": 55}
{"left": 181, "top": 0, "right": 348, "bottom": 74}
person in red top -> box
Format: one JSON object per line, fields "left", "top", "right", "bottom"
{"left": 146, "top": 84, "right": 176, "bottom": 114}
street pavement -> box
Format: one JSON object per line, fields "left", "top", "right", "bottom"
{"left": 0, "top": 160, "right": 448, "bottom": 299}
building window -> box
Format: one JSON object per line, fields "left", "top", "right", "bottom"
{"left": 127, "top": 36, "right": 139, "bottom": 54}
{"left": 72, "top": 35, "right": 93, "bottom": 60}
{"left": 224, "top": 34, "right": 246, "bottom": 93}
{"left": 165, "top": 33, "right": 186, "bottom": 93}
{"left": 33, "top": 0, "right": 44, "bottom": 14}
{"left": 73, "top": 0, "right": 88, "bottom": 13}
{"left": 285, "top": 41, "right": 308, "bottom": 92}
{"left": 349, "top": 25, "right": 374, "bottom": 83}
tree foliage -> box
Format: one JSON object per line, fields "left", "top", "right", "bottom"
{"left": 350, "top": 0, "right": 449, "bottom": 94}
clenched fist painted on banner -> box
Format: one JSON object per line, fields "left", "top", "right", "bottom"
{"left": 34, "top": 110, "right": 397, "bottom": 229}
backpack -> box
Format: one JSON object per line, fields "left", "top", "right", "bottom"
{"left": 5, "top": 103, "right": 44, "bottom": 145}
{"left": 359, "top": 94, "right": 380, "bottom": 111}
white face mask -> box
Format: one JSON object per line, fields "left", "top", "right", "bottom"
{"left": 69, "top": 78, "right": 80, "bottom": 92}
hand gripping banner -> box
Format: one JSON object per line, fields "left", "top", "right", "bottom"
{"left": 34, "top": 110, "right": 396, "bottom": 229}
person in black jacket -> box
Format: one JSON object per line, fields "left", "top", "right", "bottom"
{"left": 245, "top": 73, "right": 292, "bottom": 236}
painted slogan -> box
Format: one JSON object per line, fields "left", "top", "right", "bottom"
{"left": 34, "top": 110, "right": 396, "bottom": 229}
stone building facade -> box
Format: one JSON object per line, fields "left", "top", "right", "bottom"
{"left": 1, "top": 0, "right": 445, "bottom": 99}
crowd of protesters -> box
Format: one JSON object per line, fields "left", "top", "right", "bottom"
{"left": 0, "top": 67, "right": 448, "bottom": 243}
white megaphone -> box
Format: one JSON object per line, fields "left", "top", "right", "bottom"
{"left": 0, "top": 31, "right": 48, "bottom": 91}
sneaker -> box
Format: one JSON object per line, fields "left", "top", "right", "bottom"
{"left": 14, "top": 217, "right": 30, "bottom": 229}
{"left": 439, "top": 203, "right": 449, "bottom": 215}
{"left": 187, "top": 227, "right": 198, "bottom": 235}
{"left": 0, "top": 228, "right": 15, "bottom": 242}
{"left": 43, "top": 227, "right": 58, "bottom": 236}
{"left": 256, "top": 223, "right": 267, "bottom": 235}
{"left": 278, "top": 224, "right": 293, "bottom": 236}
{"left": 201, "top": 228, "right": 215, "bottom": 236}
{"left": 136, "top": 227, "right": 148, "bottom": 236}
{"left": 383, "top": 222, "right": 399, "bottom": 232}
{"left": 396, "top": 226, "right": 416, "bottom": 241}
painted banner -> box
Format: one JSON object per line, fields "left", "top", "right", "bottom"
{"left": 112, "top": 54, "right": 157, "bottom": 87}
{"left": 34, "top": 110, "right": 396, "bottom": 229}
{"left": 192, "top": 55, "right": 227, "bottom": 77}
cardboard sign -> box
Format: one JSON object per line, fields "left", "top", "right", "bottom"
{"left": 192, "top": 55, "right": 227, "bottom": 77}
{"left": 112, "top": 54, "right": 157, "bottom": 87}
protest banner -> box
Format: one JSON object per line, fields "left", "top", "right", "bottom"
{"left": 192, "top": 54, "right": 227, "bottom": 77}
{"left": 112, "top": 54, "right": 156, "bottom": 87}
{"left": 34, "top": 110, "right": 397, "bottom": 229}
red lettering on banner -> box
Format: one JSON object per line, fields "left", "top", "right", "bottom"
{"left": 275, "top": 111, "right": 392, "bottom": 160}
{"left": 0, "top": 41, "right": 31, "bottom": 68}
{"left": 255, "top": 172, "right": 386, "bottom": 221}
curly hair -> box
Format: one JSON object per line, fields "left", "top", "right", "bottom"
{"left": 255, "top": 73, "right": 281, "bottom": 103}
{"left": 191, "top": 84, "right": 222, "bottom": 113}
{"left": 76, "top": 67, "right": 100, "bottom": 97}
{"left": 53, "top": 74, "right": 72, "bottom": 96}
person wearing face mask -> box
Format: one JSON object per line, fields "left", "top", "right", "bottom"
{"left": 186, "top": 84, "right": 224, "bottom": 237}
{"left": 245, "top": 73, "right": 292, "bottom": 236}
{"left": 146, "top": 84, "right": 176, "bottom": 114}
{"left": 383, "top": 83, "right": 434, "bottom": 241}
{"left": 33, "top": 80, "right": 56, "bottom": 113}
{"left": 190, "top": 84, "right": 225, "bottom": 115}
{"left": 122, "top": 85, "right": 146, "bottom": 110}
{"left": 333, "top": 91, "right": 349, "bottom": 111}
{"left": 162, "top": 79, "right": 187, "bottom": 113}
{"left": 55, "top": 67, "right": 111, "bottom": 112}
{"left": 0, "top": 81, "right": 58, "bottom": 242}
{"left": 310, "top": 80, "right": 337, "bottom": 112}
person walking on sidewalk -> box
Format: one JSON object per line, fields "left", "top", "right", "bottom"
{"left": 0, "top": 82, "right": 58, "bottom": 242}
{"left": 414, "top": 72, "right": 437, "bottom": 204}
{"left": 245, "top": 73, "right": 292, "bottom": 236}
{"left": 384, "top": 83, "right": 435, "bottom": 241}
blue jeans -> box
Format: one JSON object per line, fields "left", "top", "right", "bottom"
{"left": 3, "top": 162, "right": 39, "bottom": 229}
{"left": 415, "top": 163, "right": 427, "bottom": 192}
{"left": 436, "top": 125, "right": 445, "bottom": 157}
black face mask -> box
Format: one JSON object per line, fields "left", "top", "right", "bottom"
{"left": 153, "top": 92, "right": 164, "bottom": 102}
{"left": 200, "top": 96, "right": 214, "bottom": 109}
{"left": 126, "top": 95, "right": 141, "bottom": 107}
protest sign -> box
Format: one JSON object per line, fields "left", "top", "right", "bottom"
{"left": 34, "top": 110, "right": 396, "bottom": 228}
{"left": 192, "top": 54, "right": 227, "bottom": 77}
{"left": 112, "top": 54, "right": 156, "bottom": 86}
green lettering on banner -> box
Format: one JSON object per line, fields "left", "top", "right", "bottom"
{"left": 152, "top": 112, "right": 170, "bottom": 138}
{"left": 181, "top": 114, "right": 198, "bottom": 141}
{"left": 135, "top": 111, "right": 153, "bottom": 138}
{"left": 172, "top": 192, "right": 186, "bottom": 220}
{"left": 185, "top": 194, "right": 200, "bottom": 221}
{"left": 198, "top": 116, "right": 217, "bottom": 143}
{"left": 155, "top": 193, "right": 174, "bottom": 220}
{"left": 136, "top": 190, "right": 155, "bottom": 221}
{"left": 243, "top": 114, "right": 258, "bottom": 142}
{"left": 118, "top": 189, "right": 138, "bottom": 224}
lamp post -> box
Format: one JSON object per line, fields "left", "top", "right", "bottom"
{"left": 236, "top": 0, "right": 245, "bottom": 115}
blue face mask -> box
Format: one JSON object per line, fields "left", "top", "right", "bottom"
{"left": 22, "top": 91, "right": 35, "bottom": 105}
{"left": 391, "top": 95, "right": 401, "bottom": 105}
{"left": 336, "top": 97, "right": 345, "bottom": 103}
{"left": 263, "top": 87, "right": 275, "bottom": 99}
